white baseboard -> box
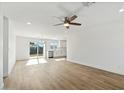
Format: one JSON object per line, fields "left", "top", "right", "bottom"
{"left": 67, "top": 59, "right": 80, "bottom": 64}
{"left": 67, "top": 59, "right": 124, "bottom": 76}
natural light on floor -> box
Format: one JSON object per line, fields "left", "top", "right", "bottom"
{"left": 26, "top": 58, "right": 47, "bottom": 66}
{"left": 55, "top": 58, "right": 66, "bottom": 61}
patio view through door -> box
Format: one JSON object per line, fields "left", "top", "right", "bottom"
{"left": 30, "top": 41, "right": 44, "bottom": 59}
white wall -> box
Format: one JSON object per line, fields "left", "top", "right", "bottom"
{"left": 3, "top": 17, "right": 16, "bottom": 76}
{"left": 16, "top": 36, "right": 44, "bottom": 60}
{"left": 16, "top": 36, "right": 30, "bottom": 60}
{"left": 3, "top": 16, "right": 9, "bottom": 77}
{"left": 8, "top": 19, "right": 16, "bottom": 74}
{"left": 67, "top": 18, "right": 124, "bottom": 75}
{"left": 0, "top": 3, "right": 4, "bottom": 89}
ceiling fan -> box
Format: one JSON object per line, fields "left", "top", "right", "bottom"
{"left": 53, "top": 15, "right": 81, "bottom": 29}
{"left": 53, "top": 2, "right": 95, "bottom": 29}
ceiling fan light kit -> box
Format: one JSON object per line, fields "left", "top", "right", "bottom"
{"left": 64, "top": 23, "right": 69, "bottom": 27}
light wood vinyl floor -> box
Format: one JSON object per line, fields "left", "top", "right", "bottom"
{"left": 3, "top": 58, "right": 124, "bottom": 90}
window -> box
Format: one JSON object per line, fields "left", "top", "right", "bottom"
{"left": 50, "top": 41, "right": 59, "bottom": 50}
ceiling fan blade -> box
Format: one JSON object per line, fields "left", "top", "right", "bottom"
{"left": 69, "top": 15, "right": 77, "bottom": 22}
{"left": 53, "top": 23, "right": 64, "bottom": 26}
{"left": 69, "top": 22, "right": 81, "bottom": 26}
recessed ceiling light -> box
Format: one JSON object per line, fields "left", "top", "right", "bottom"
{"left": 119, "top": 8, "right": 124, "bottom": 13}
{"left": 27, "top": 22, "right": 31, "bottom": 25}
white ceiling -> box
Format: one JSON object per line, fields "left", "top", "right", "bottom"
{"left": 1, "top": 2, "right": 124, "bottom": 39}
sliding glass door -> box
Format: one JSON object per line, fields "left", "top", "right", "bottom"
{"left": 30, "top": 41, "right": 44, "bottom": 58}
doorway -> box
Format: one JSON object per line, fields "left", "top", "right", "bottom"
{"left": 30, "top": 41, "right": 45, "bottom": 59}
